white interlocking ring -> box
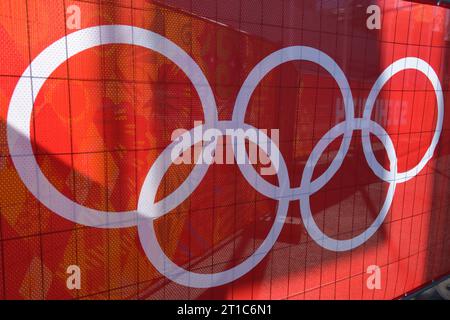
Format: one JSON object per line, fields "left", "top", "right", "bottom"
{"left": 7, "top": 25, "right": 218, "bottom": 228}
{"left": 6, "top": 25, "right": 445, "bottom": 288}
{"left": 361, "top": 57, "right": 444, "bottom": 183}
{"left": 299, "top": 118, "right": 397, "bottom": 251}
{"left": 138, "top": 121, "right": 290, "bottom": 288}
{"left": 232, "top": 46, "right": 355, "bottom": 201}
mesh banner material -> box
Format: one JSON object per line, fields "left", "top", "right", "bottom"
{"left": 0, "top": 0, "right": 449, "bottom": 299}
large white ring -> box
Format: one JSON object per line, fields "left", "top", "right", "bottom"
{"left": 137, "top": 122, "right": 290, "bottom": 288}
{"left": 7, "top": 25, "right": 218, "bottom": 228}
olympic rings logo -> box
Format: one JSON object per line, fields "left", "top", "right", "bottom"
{"left": 6, "top": 25, "right": 444, "bottom": 288}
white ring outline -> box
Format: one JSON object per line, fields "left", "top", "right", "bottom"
{"left": 137, "top": 122, "right": 290, "bottom": 288}
{"left": 299, "top": 118, "right": 397, "bottom": 251}
{"left": 361, "top": 57, "right": 444, "bottom": 183}
{"left": 7, "top": 25, "right": 218, "bottom": 228}
{"left": 232, "top": 46, "right": 355, "bottom": 200}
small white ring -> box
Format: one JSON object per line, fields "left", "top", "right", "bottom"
{"left": 300, "top": 118, "right": 397, "bottom": 251}
{"left": 362, "top": 57, "right": 444, "bottom": 183}
{"left": 232, "top": 46, "right": 355, "bottom": 200}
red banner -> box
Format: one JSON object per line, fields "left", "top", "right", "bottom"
{"left": 0, "top": 0, "right": 449, "bottom": 299}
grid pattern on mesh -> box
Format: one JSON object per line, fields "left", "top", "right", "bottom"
{"left": 0, "top": 0, "right": 449, "bottom": 300}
